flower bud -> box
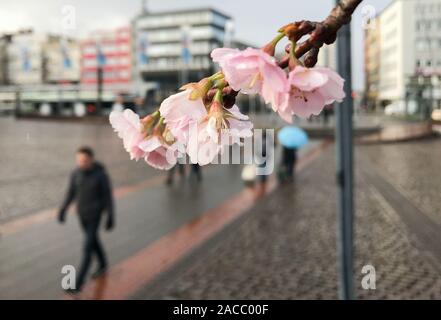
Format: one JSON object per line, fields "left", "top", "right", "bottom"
{"left": 180, "top": 78, "right": 213, "bottom": 101}
{"left": 261, "top": 42, "right": 276, "bottom": 56}
{"left": 141, "top": 112, "right": 160, "bottom": 134}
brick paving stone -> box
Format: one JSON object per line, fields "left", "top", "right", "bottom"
{"left": 0, "top": 160, "right": 246, "bottom": 299}
{"left": 135, "top": 143, "right": 441, "bottom": 300}
{"left": 358, "top": 139, "right": 441, "bottom": 225}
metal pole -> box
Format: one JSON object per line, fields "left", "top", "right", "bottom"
{"left": 96, "top": 66, "right": 103, "bottom": 115}
{"left": 180, "top": 25, "right": 191, "bottom": 87}
{"left": 335, "top": 3, "right": 355, "bottom": 300}
{"left": 181, "top": 65, "right": 188, "bottom": 86}
{"left": 15, "top": 87, "right": 21, "bottom": 118}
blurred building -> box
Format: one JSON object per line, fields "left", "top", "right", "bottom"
{"left": 317, "top": 43, "right": 337, "bottom": 70}
{"left": 132, "top": 7, "right": 233, "bottom": 99}
{"left": 44, "top": 35, "right": 80, "bottom": 84}
{"left": 3, "top": 30, "right": 81, "bottom": 85}
{"left": 364, "top": 16, "right": 381, "bottom": 110}
{"left": 364, "top": 0, "right": 441, "bottom": 110}
{"left": 0, "top": 34, "right": 12, "bottom": 85}
{"left": 80, "top": 27, "right": 132, "bottom": 88}
{"left": 6, "top": 30, "right": 45, "bottom": 85}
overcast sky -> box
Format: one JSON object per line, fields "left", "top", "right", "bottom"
{"left": 0, "top": 0, "right": 392, "bottom": 90}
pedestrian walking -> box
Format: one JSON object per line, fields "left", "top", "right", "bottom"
{"left": 277, "top": 126, "right": 308, "bottom": 183}
{"left": 133, "top": 95, "right": 145, "bottom": 117}
{"left": 166, "top": 163, "right": 186, "bottom": 185}
{"left": 190, "top": 163, "right": 202, "bottom": 182}
{"left": 280, "top": 146, "right": 298, "bottom": 182}
{"left": 111, "top": 95, "right": 124, "bottom": 112}
{"left": 58, "top": 146, "right": 115, "bottom": 294}
{"left": 255, "top": 130, "right": 271, "bottom": 194}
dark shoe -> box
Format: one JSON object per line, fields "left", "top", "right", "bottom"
{"left": 91, "top": 267, "right": 107, "bottom": 279}
{"left": 64, "top": 287, "right": 81, "bottom": 295}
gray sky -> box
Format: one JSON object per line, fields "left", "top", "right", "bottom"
{"left": 0, "top": 0, "right": 392, "bottom": 90}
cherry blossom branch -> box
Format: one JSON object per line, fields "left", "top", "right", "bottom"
{"left": 279, "top": 0, "right": 363, "bottom": 68}
{"left": 110, "top": 1, "right": 362, "bottom": 169}
{"left": 217, "top": 0, "right": 363, "bottom": 107}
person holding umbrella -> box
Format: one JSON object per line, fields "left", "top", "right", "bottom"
{"left": 277, "top": 126, "right": 309, "bottom": 183}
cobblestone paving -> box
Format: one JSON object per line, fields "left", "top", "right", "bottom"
{"left": 0, "top": 118, "right": 161, "bottom": 221}
{"left": 137, "top": 144, "right": 441, "bottom": 299}
{"left": 359, "top": 139, "right": 441, "bottom": 225}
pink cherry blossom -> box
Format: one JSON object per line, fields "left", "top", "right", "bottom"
{"left": 159, "top": 89, "right": 207, "bottom": 142}
{"left": 275, "top": 66, "right": 345, "bottom": 121}
{"left": 110, "top": 109, "right": 179, "bottom": 170}
{"left": 226, "top": 105, "right": 254, "bottom": 139}
{"left": 187, "top": 103, "right": 253, "bottom": 165}
{"left": 211, "top": 47, "right": 287, "bottom": 105}
{"left": 109, "top": 109, "right": 145, "bottom": 161}
{"left": 138, "top": 136, "right": 177, "bottom": 170}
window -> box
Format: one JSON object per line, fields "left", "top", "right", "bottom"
{"left": 83, "top": 45, "right": 96, "bottom": 55}
{"left": 83, "top": 59, "right": 96, "bottom": 67}
{"left": 426, "top": 21, "right": 431, "bottom": 30}
{"left": 416, "top": 39, "right": 426, "bottom": 50}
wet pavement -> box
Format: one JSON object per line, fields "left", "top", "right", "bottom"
{"left": 0, "top": 160, "right": 246, "bottom": 299}
{"left": 134, "top": 140, "right": 441, "bottom": 300}
{"left": 0, "top": 116, "right": 320, "bottom": 299}
{"left": 1, "top": 116, "right": 440, "bottom": 299}
{"left": 359, "top": 138, "right": 441, "bottom": 225}
{"left": 0, "top": 117, "right": 160, "bottom": 222}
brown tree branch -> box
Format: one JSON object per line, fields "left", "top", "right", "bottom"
{"left": 223, "top": 0, "right": 363, "bottom": 106}
{"left": 280, "top": 0, "right": 363, "bottom": 68}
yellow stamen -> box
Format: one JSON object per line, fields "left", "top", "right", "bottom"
{"left": 248, "top": 72, "right": 262, "bottom": 89}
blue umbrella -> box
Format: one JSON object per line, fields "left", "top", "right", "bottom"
{"left": 277, "top": 126, "right": 309, "bottom": 149}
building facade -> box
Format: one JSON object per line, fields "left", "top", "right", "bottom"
{"left": 3, "top": 30, "right": 81, "bottom": 85}
{"left": 365, "top": 0, "right": 441, "bottom": 109}
{"left": 44, "top": 35, "right": 80, "bottom": 84}
{"left": 317, "top": 42, "right": 337, "bottom": 70}
{"left": 0, "top": 34, "right": 12, "bottom": 85}
{"left": 80, "top": 27, "right": 132, "bottom": 88}
{"left": 6, "top": 30, "right": 45, "bottom": 85}
{"left": 132, "top": 7, "right": 233, "bottom": 98}
{"left": 364, "top": 16, "right": 381, "bottom": 109}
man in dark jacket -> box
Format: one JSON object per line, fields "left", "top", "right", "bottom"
{"left": 58, "top": 146, "right": 114, "bottom": 293}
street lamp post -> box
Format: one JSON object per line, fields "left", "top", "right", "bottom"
{"left": 180, "top": 25, "right": 191, "bottom": 87}
{"left": 96, "top": 43, "right": 105, "bottom": 116}
{"left": 97, "top": 65, "right": 103, "bottom": 115}
{"left": 335, "top": 3, "right": 355, "bottom": 300}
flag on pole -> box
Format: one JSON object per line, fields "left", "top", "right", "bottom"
{"left": 96, "top": 42, "right": 106, "bottom": 67}
{"left": 181, "top": 25, "right": 192, "bottom": 65}
{"left": 138, "top": 32, "right": 149, "bottom": 65}
{"left": 21, "top": 46, "right": 31, "bottom": 72}
{"left": 60, "top": 41, "right": 72, "bottom": 69}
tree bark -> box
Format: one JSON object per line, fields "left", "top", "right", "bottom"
{"left": 281, "top": 0, "right": 363, "bottom": 67}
